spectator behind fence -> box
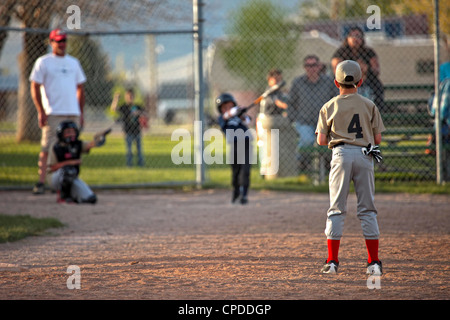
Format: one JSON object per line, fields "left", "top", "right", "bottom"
{"left": 110, "top": 89, "right": 147, "bottom": 167}
{"left": 440, "top": 60, "right": 450, "bottom": 82}
{"left": 331, "top": 26, "right": 386, "bottom": 111}
{"left": 288, "top": 54, "right": 338, "bottom": 170}
{"left": 257, "top": 68, "right": 289, "bottom": 177}
{"left": 426, "top": 65, "right": 450, "bottom": 180}
{"left": 440, "top": 36, "right": 450, "bottom": 82}
{"left": 29, "top": 29, "right": 86, "bottom": 195}
{"left": 356, "top": 58, "right": 385, "bottom": 110}
{"left": 260, "top": 68, "right": 288, "bottom": 116}
{"left": 426, "top": 34, "right": 450, "bottom": 180}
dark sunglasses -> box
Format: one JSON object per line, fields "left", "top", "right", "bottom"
{"left": 304, "top": 63, "right": 318, "bottom": 68}
{"left": 53, "top": 39, "right": 67, "bottom": 43}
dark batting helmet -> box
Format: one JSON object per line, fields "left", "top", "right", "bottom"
{"left": 56, "top": 120, "right": 79, "bottom": 143}
{"left": 215, "top": 93, "right": 237, "bottom": 112}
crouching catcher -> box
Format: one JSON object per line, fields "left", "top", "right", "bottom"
{"left": 47, "top": 121, "right": 107, "bottom": 204}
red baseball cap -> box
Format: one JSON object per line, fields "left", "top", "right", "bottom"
{"left": 49, "top": 29, "right": 67, "bottom": 41}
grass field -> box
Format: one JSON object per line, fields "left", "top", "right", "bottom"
{"left": 0, "top": 132, "right": 197, "bottom": 186}
{"left": 0, "top": 131, "right": 449, "bottom": 194}
{"left": 0, "top": 214, "right": 64, "bottom": 243}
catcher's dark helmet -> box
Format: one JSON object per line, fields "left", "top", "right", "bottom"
{"left": 215, "top": 93, "right": 237, "bottom": 112}
{"left": 56, "top": 120, "right": 79, "bottom": 143}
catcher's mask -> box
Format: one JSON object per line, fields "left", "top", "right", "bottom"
{"left": 215, "top": 93, "right": 237, "bottom": 113}
{"left": 56, "top": 121, "right": 79, "bottom": 144}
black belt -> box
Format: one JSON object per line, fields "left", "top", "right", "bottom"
{"left": 333, "top": 142, "right": 345, "bottom": 148}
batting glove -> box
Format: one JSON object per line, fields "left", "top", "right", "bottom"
{"left": 228, "top": 106, "right": 239, "bottom": 117}
{"left": 362, "top": 144, "right": 383, "bottom": 163}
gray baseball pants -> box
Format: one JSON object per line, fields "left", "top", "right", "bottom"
{"left": 49, "top": 168, "right": 95, "bottom": 203}
{"left": 325, "top": 144, "right": 380, "bottom": 240}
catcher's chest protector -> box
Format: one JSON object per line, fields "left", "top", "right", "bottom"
{"left": 53, "top": 140, "right": 83, "bottom": 174}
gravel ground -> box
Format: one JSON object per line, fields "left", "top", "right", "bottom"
{"left": 0, "top": 188, "right": 448, "bottom": 301}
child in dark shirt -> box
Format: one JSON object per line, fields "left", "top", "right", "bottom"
{"left": 47, "top": 121, "right": 99, "bottom": 204}
{"left": 216, "top": 93, "right": 253, "bottom": 204}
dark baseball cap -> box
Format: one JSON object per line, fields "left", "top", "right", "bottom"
{"left": 335, "top": 60, "right": 362, "bottom": 86}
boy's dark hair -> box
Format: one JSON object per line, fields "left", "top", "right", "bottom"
{"left": 343, "top": 26, "right": 366, "bottom": 46}
{"left": 267, "top": 68, "right": 282, "bottom": 77}
{"left": 303, "top": 54, "right": 320, "bottom": 64}
{"left": 337, "top": 82, "right": 358, "bottom": 89}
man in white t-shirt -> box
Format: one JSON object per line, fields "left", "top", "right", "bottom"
{"left": 29, "top": 29, "right": 87, "bottom": 194}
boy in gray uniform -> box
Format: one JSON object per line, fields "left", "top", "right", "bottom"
{"left": 315, "top": 60, "right": 385, "bottom": 275}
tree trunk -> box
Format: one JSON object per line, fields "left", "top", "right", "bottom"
{"left": 0, "top": 0, "right": 15, "bottom": 52}
{"left": 16, "top": 32, "right": 48, "bottom": 142}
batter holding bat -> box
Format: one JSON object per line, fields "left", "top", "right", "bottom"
{"left": 315, "top": 60, "right": 385, "bottom": 275}
{"left": 215, "top": 84, "right": 285, "bottom": 204}
{"left": 216, "top": 93, "right": 253, "bottom": 205}
{"left": 47, "top": 121, "right": 111, "bottom": 204}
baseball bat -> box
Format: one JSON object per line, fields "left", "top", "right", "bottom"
{"left": 93, "top": 126, "right": 112, "bottom": 147}
{"left": 239, "top": 80, "right": 286, "bottom": 115}
{"left": 94, "top": 127, "right": 112, "bottom": 138}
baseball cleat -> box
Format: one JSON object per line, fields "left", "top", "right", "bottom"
{"left": 32, "top": 182, "right": 45, "bottom": 195}
{"left": 231, "top": 189, "right": 240, "bottom": 204}
{"left": 81, "top": 194, "right": 97, "bottom": 204}
{"left": 321, "top": 260, "right": 339, "bottom": 274}
{"left": 366, "top": 261, "right": 383, "bottom": 275}
{"left": 56, "top": 191, "right": 75, "bottom": 204}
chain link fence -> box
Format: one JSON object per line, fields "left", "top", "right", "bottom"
{"left": 209, "top": 0, "right": 449, "bottom": 184}
{"left": 0, "top": 0, "right": 449, "bottom": 191}
{"left": 0, "top": 0, "right": 199, "bottom": 190}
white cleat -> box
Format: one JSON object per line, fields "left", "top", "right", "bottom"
{"left": 366, "top": 261, "right": 383, "bottom": 276}
{"left": 321, "top": 260, "right": 339, "bottom": 274}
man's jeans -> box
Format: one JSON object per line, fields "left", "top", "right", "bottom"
{"left": 294, "top": 122, "right": 315, "bottom": 148}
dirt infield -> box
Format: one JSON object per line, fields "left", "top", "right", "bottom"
{"left": 0, "top": 188, "right": 448, "bottom": 300}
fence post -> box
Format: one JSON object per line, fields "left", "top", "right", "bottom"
{"left": 434, "top": 0, "right": 443, "bottom": 184}
{"left": 193, "top": 0, "right": 205, "bottom": 187}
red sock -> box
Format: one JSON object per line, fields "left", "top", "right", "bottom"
{"left": 365, "top": 239, "right": 379, "bottom": 263}
{"left": 327, "top": 239, "right": 340, "bottom": 263}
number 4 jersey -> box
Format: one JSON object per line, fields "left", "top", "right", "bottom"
{"left": 315, "top": 93, "right": 386, "bottom": 149}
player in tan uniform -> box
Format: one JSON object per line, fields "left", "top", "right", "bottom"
{"left": 315, "top": 60, "right": 385, "bottom": 275}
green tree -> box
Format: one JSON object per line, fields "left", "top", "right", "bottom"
{"left": 298, "top": 0, "right": 448, "bottom": 36}
{"left": 67, "top": 36, "right": 114, "bottom": 108}
{"left": 219, "top": 0, "right": 299, "bottom": 92}
{"left": 0, "top": 0, "right": 191, "bottom": 142}
{"left": 395, "top": 0, "right": 450, "bottom": 35}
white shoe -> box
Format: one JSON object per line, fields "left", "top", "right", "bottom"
{"left": 321, "top": 260, "right": 338, "bottom": 274}
{"left": 366, "top": 261, "right": 383, "bottom": 275}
